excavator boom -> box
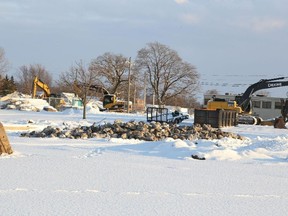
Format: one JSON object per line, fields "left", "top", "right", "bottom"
{"left": 32, "top": 76, "right": 51, "bottom": 98}
{"left": 236, "top": 77, "right": 288, "bottom": 113}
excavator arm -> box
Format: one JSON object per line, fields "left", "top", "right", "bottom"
{"left": 236, "top": 77, "right": 288, "bottom": 113}
{"left": 32, "top": 76, "right": 51, "bottom": 98}
{"left": 75, "top": 83, "right": 110, "bottom": 95}
{"left": 88, "top": 85, "right": 109, "bottom": 95}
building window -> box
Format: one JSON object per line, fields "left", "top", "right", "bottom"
{"left": 262, "top": 101, "right": 272, "bottom": 109}
{"left": 275, "top": 101, "right": 282, "bottom": 109}
{"left": 253, "top": 101, "right": 261, "bottom": 108}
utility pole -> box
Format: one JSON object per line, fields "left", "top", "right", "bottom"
{"left": 127, "top": 57, "right": 131, "bottom": 113}
{"left": 143, "top": 72, "right": 147, "bottom": 110}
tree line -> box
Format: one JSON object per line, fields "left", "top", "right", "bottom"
{"left": 0, "top": 42, "right": 200, "bottom": 115}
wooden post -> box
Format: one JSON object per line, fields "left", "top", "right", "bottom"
{"left": 0, "top": 122, "right": 13, "bottom": 155}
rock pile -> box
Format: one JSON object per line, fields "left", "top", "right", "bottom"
{"left": 20, "top": 120, "right": 244, "bottom": 141}
{"left": 2, "top": 99, "right": 36, "bottom": 111}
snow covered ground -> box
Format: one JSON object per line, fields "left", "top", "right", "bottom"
{"left": 1, "top": 101, "right": 288, "bottom": 215}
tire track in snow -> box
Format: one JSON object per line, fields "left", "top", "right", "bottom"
{"left": 0, "top": 188, "right": 286, "bottom": 200}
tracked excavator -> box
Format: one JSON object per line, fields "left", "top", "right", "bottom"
{"left": 78, "top": 84, "right": 128, "bottom": 112}
{"left": 199, "top": 77, "right": 288, "bottom": 125}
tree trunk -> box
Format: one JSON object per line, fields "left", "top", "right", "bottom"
{"left": 83, "top": 103, "right": 86, "bottom": 119}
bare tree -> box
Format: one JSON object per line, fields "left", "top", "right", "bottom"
{"left": 89, "top": 52, "right": 130, "bottom": 95}
{"left": 135, "top": 42, "right": 199, "bottom": 106}
{"left": 0, "top": 47, "right": 9, "bottom": 76}
{"left": 58, "top": 60, "right": 99, "bottom": 119}
{"left": 16, "top": 64, "right": 52, "bottom": 94}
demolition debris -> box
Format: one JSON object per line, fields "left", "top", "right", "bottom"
{"left": 20, "top": 120, "right": 244, "bottom": 141}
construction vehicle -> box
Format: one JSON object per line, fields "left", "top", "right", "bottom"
{"left": 81, "top": 84, "right": 128, "bottom": 112}
{"left": 32, "top": 76, "right": 51, "bottom": 98}
{"left": 32, "top": 76, "right": 66, "bottom": 110}
{"left": 271, "top": 98, "right": 288, "bottom": 128}
{"left": 31, "top": 77, "right": 127, "bottom": 111}
{"left": 146, "top": 107, "right": 189, "bottom": 124}
{"left": 197, "top": 77, "right": 288, "bottom": 126}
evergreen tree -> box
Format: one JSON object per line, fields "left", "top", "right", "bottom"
{"left": 0, "top": 75, "right": 17, "bottom": 96}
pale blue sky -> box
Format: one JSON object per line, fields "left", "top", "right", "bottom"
{"left": 1, "top": 0, "right": 288, "bottom": 81}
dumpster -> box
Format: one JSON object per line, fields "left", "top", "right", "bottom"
{"left": 194, "top": 109, "right": 238, "bottom": 128}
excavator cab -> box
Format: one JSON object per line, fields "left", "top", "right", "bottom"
{"left": 102, "top": 94, "right": 125, "bottom": 111}
{"left": 103, "top": 94, "right": 116, "bottom": 108}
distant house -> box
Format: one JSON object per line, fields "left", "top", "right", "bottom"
{"left": 60, "top": 92, "right": 82, "bottom": 107}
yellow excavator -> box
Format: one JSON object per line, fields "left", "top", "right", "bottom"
{"left": 103, "top": 94, "right": 126, "bottom": 111}
{"left": 32, "top": 77, "right": 128, "bottom": 111}
{"left": 32, "top": 76, "right": 51, "bottom": 98}
{"left": 197, "top": 77, "right": 288, "bottom": 125}
{"left": 78, "top": 84, "right": 128, "bottom": 112}
{"left": 208, "top": 77, "right": 288, "bottom": 114}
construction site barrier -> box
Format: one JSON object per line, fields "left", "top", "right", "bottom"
{"left": 194, "top": 109, "right": 238, "bottom": 128}
{"left": 0, "top": 122, "right": 13, "bottom": 155}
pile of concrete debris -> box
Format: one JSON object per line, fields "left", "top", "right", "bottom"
{"left": 0, "top": 92, "right": 56, "bottom": 112}
{"left": 20, "top": 120, "right": 244, "bottom": 141}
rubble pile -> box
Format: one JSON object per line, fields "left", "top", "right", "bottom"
{"left": 0, "top": 92, "right": 55, "bottom": 112}
{"left": 2, "top": 99, "right": 40, "bottom": 111}
{"left": 20, "top": 120, "right": 244, "bottom": 141}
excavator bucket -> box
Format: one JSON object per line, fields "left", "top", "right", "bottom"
{"left": 0, "top": 122, "right": 13, "bottom": 155}
{"left": 274, "top": 117, "right": 287, "bottom": 129}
